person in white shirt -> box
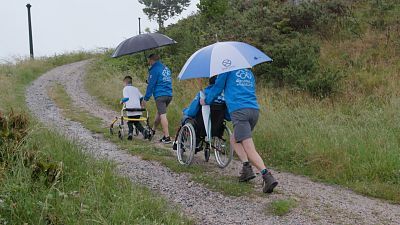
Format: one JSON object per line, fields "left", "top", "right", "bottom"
{"left": 120, "top": 76, "right": 148, "bottom": 140}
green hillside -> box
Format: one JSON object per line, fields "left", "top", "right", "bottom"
{"left": 86, "top": 0, "right": 400, "bottom": 202}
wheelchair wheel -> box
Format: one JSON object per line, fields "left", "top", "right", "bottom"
{"left": 213, "top": 126, "right": 233, "bottom": 168}
{"left": 176, "top": 123, "right": 196, "bottom": 165}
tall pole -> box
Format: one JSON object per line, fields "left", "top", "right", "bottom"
{"left": 138, "top": 17, "right": 142, "bottom": 34}
{"left": 26, "top": 4, "right": 34, "bottom": 59}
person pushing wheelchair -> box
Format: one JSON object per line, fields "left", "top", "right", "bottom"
{"left": 173, "top": 76, "right": 230, "bottom": 151}
{"left": 201, "top": 68, "right": 278, "bottom": 194}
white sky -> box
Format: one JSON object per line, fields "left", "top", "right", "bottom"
{"left": 0, "top": 0, "right": 199, "bottom": 62}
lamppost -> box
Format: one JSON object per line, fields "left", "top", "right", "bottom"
{"left": 138, "top": 17, "right": 142, "bottom": 34}
{"left": 26, "top": 3, "right": 34, "bottom": 59}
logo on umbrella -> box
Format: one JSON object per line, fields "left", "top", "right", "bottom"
{"left": 222, "top": 59, "right": 232, "bottom": 68}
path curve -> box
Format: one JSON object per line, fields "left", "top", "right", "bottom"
{"left": 26, "top": 60, "right": 400, "bottom": 225}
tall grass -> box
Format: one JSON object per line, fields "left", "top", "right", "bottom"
{"left": 0, "top": 127, "right": 191, "bottom": 224}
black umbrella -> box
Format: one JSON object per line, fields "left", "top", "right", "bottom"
{"left": 111, "top": 33, "right": 177, "bottom": 58}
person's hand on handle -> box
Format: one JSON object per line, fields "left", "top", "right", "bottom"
{"left": 200, "top": 90, "right": 207, "bottom": 106}
{"left": 141, "top": 100, "right": 147, "bottom": 108}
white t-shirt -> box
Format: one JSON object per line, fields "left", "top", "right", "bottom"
{"left": 123, "top": 85, "right": 143, "bottom": 116}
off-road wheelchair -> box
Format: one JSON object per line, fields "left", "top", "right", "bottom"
{"left": 109, "top": 105, "right": 153, "bottom": 141}
{"left": 173, "top": 103, "right": 233, "bottom": 168}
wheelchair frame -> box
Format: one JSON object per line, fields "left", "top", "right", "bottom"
{"left": 174, "top": 118, "right": 233, "bottom": 168}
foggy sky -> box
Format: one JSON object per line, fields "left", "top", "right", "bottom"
{"left": 0, "top": 0, "right": 199, "bottom": 62}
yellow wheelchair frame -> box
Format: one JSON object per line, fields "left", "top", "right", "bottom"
{"left": 109, "top": 105, "right": 153, "bottom": 140}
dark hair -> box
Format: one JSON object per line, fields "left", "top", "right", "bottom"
{"left": 209, "top": 76, "right": 217, "bottom": 85}
{"left": 124, "top": 76, "right": 132, "bottom": 84}
{"left": 147, "top": 53, "right": 160, "bottom": 61}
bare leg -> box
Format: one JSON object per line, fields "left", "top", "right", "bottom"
{"left": 231, "top": 135, "right": 248, "bottom": 162}
{"left": 152, "top": 113, "right": 161, "bottom": 131}
{"left": 160, "top": 113, "right": 170, "bottom": 137}
{"left": 241, "top": 138, "right": 267, "bottom": 171}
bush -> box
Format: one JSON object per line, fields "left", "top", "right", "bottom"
{"left": 257, "top": 37, "right": 319, "bottom": 88}
{"left": 255, "top": 37, "right": 343, "bottom": 97}
{"left": 306, "top": 67, "right": 343, "bottom": 98}
{"left": 197, "top": 0, "right": 228, "bottom": 20}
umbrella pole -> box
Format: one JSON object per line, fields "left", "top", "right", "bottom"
{"left": 138, "top": 17, "right": 147, "bottom": 63}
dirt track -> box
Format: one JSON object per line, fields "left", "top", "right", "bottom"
{"left": 26, "top": 60, "right": 400, "bottom": 225}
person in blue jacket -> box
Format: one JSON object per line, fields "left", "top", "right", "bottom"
{"left": 174, "top": 76, "right": 229, "bottom": 150}
{"left": 201, "top": 68, "right": 278, "bottom": 194}
{"left": 142, "top": 54, "right": 173, "bottom": 144}
{"left": 182, "top": 76, "right": 229, "bottom": 123}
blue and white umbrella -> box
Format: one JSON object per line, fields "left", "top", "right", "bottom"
{"left": 178, "top": 41, "right": 272, "bottom": 80}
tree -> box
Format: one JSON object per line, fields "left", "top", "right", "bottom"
{"left": 138, "top": 0, "right": 191, "bottom": 32}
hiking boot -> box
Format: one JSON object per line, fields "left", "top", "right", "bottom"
{"left": 127, "top": 133, "right": 133, "bottom": 141}
{"left": 239, "top": 164, "right": 256, "bottom": 182}
{"left": 262, "top": 172, "right": 278, "bottom": 193}
{"left": 160, "top": 136, "right": 172, "bottom": 144}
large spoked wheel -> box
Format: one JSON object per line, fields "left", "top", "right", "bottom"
{"left": 176, "top": 123, "right": 196, "bottom": 165}
{"left": 213, "top": 126, "right": 234, "bottom": 168}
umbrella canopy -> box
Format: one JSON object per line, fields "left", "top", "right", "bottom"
{"left": 112, "top": 33, "right": 177, "bottom": 58}
{"left": 178, "top": 41, "right": 272, "bottom": 80}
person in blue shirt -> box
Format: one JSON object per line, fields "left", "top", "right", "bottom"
{"left": 142, "top": 54, "right": 173, "bottom": 144}
{"left": 182, "top": 76, "right": 229, "bottom": 123}
{"left": 173, "top": 76, "right": 229, "bottom": 151}
{"left": 201, "top": 68, "right": 278, "bottom": 194}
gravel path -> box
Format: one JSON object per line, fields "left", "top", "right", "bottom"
{"left": 26, "top": 60, "right": 400, "bottom": 225}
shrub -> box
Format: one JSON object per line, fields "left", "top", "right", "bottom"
{"left": 197, "top": 0, "right": 228, "bottom": 20}
{"left": 306, "top": 67, "right": 343, "bottom": 98}
{"left": 255, "top": 37, "right": 343, "bottom": 98}
{"left": 257, "top": 37, "right": 320, "bottom": 88}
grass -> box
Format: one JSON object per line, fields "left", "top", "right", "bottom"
{"left": 48, "top": 84, "right": 254, "bottom": 197}
{"left": 84, "top": 34, "right": 400, "bottom": 203}
{"left": 0, "top": 55, "right": 192, "bottom": 224}
{"left": 0, "top": 52, "right": 94, "bottom": 112}
{"left": 268, "top": 199, "right": 297, "bottom": 216}
{"left": 1, "top": 128, "right": 191, "bottom": 224}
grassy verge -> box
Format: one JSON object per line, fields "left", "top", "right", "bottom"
{"left": 48, "top": 84, "right": 254, "bottom": 197}
{"left": 85, "top": 51, "right": 400, "bottom": 203}
{"left": 0, "top": 55, "right": 192, "bottom": 224}
{"left": 1, "top": 126, "right": 191, "bottom": 224}
{"left": 268, "top": 199, "right": 297, "bottom": 216}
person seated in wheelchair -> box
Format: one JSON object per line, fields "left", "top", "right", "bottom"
{"left": 173, "top": 76, "right": 231, "bottom": 151}
{"left": 121, "top": 76, "right": 150, "bottom": 140}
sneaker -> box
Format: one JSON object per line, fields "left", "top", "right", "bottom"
{"left": 143, "top": 129, "right": 151, "bottom": 140}
{"left": 127, "top": 133, "right": 133, "bottom": 141}
{"left": 239, "top": 164, "right": 256, "bottom": 182}
{"left": 151, "top": 129, "right": 156, "bottom": 135}
{"left": 262, "top": 172, "right": 278, "bottom": 193}
{"left": 159, "top": 136, "right": 172, "bottom": 144}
